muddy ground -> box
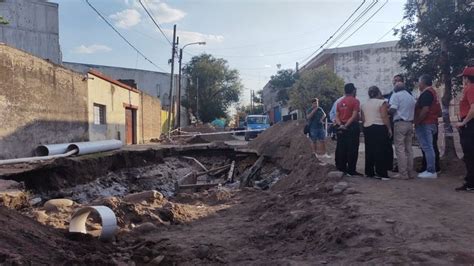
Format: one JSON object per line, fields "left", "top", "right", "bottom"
{"left": 1, "top": 120, "right": 474, "bottom": 265}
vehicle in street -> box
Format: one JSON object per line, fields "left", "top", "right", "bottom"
{"left": 244, "top": 115, "right": 271, "bottom": 141}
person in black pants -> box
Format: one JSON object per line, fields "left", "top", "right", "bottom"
{"left": 335, "top": 83, "right": 362, "bottom": 176}
{"left": 361, "top": 86, "right": 393, "bottom": 180}
{"left": 455, "top": 67, "right": 474, "bottom": 191}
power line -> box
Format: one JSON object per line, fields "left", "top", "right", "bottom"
{"left": 336, "top": 0, "right": 389, "bottom": 47}
{"left": 138, "top": 0, "right": 173, "bottom": 47}
{"left": 299, "top": 0, "right": 368, "bottom": 65}
{"left": 84, "top": 0, "right": 167, "bottom": 72}
{"left": 325, "top": 0, "right": 379, "bottom": 48}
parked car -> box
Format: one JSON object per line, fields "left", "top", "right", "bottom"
{"left": 244, "top": 115, "right": 271, "bottom": 141}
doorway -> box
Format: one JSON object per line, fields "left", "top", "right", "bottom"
{"left": 125, "top": 108, "right": 137, "bottom": 145}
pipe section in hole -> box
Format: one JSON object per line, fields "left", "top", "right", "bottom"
{"left": 69, "top": 206, "right": 117, "bottom": 242}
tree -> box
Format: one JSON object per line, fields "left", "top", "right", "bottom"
{"left": 0, "top": 16, "right": 8, "bottom": 25}
{"left": 397, "top": 0, "right": 474, "bottom": 158}
{"left": 182, "top": 54, "right": 243, "bottom": 123}
{"left": 289, "top": 67, "right": 344, "bottom": 114}
{"left": 269, "top": 69, "right": 298, "bottom": 104}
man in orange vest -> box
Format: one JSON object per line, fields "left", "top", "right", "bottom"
{"left": 414, "top": 74, "right": 441, "bottom": 179}
{"left": 455, "top": 66, "right": 474, "bottom": 191}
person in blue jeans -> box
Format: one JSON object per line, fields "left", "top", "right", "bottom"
{"left": 307, "top": 98, "right": 330, "bottom": 164}
{"left": 414, "top": 74, "right": 441, "bottom": 179}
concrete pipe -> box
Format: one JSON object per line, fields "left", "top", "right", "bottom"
{"left": 69, "top": 206, "right": 117, "bottom": 242}
{"left": 35, "top": 143, "right": 70, "bottom": 156}
{"left": 66, "top": 140, "right": 123, "bottom": 156}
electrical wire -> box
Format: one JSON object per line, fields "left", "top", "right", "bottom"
{"left": 138, "top": 0, "right": 173, "bottom": 47}
{"left": 84, "top": 0, "right": 167, "bottom": 72}
{"left": 325, "top": 0, "right": 378, "bottom": 48}
{"left": 335, "top": 0, "right": 389, "bottom": 47}
{"left": 299, "top": 0, "right": 368, "bottom": 65}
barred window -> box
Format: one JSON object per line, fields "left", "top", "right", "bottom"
{"left": 93, "top": 103, "right": 106, "bottom": 125}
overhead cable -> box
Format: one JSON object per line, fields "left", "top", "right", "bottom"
{"left": 138, "top": 0, "right": 173, "bottom": 47}
{"left": 84, "top": 0, "right": 167, "bottom": 72}
{"left": 299, "top": 0, "right": 368, "bottom": 65}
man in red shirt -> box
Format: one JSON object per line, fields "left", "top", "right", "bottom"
{"left": 455, "top": 66, "right": 474, "bottom": 191}
{"left": 335, "top": 83, "right": 362, "bottom": 176}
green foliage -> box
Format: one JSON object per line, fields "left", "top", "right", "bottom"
{"left": 0, "top": 16, "right": 8, "bottom": 25}
{"left": 182, "top": 54, "right": 243, "bottom": 123}
{"left": 396, "top": 0, "right": 474, "bottom": 94}
{"left": 237, "top": 104, "right": 264, "bottom": 116}
{"left": 289, "top": 67, "right": 344, "bottom": 114}
{"left": 269, "top": 69, "right": 299, "bottom": 104}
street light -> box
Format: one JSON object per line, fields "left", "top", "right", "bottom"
{"left": 176, "top": 41, "right": 206, "bottom": 130}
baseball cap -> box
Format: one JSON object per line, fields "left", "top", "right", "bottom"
{"left": 458, "top": 66, "right": 474, "bottom": 77}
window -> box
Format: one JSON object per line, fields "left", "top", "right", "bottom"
{"left": 93, "top": 103, "right": 106, "bottom": 125}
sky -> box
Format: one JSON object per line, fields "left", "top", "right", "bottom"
{"left": 56, "top": 0, "right": 407, "bottom": 105}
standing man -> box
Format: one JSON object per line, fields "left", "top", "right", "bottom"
{"left": 335, "top": 83, "right": 362, "bottom": 176}
{"left": 329, "top": 95, "right": 344, "bottom": 140}
{"left": 307, "top": 98, "right": 330, "bottom": 164}
{"left": 389, "top": 82, "right": 417, "bottom": 179}
{"left": 455, "top": 66, "right": 474, "bottom": 191}
{"left": 414, "top": 74, "right": 441, "bottom": 179}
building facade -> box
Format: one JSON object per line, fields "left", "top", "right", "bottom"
{"left": 0, "top": 44, "right": 87, "bottom": 159}
{"left": 0, "top": 0, "right": 61, "bottom": 64}
{"left": 301, "top": 40, "right": 406, "bottom": 104}
{"left": 87, "top": 70, "right": 162, "bottom": 145}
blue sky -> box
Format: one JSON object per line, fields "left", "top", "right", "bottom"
{"left": 56, "top": 0, "right": 406, "bottom": 105}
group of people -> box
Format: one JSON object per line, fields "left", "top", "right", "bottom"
{"left": 306, "top": 66, "right": 474, "bottom": 191}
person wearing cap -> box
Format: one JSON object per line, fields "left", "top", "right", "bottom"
{"left": 414, "top": 74, "right": 442, "bottom": 179}
{"left": 306, "top": 98, "right": 330, "bottom": 164}
{"left": 455, "top": 66, "right": 474, "bottom": 191}
{"left": 335, "top": 83, "right": 362, "bottom": 176}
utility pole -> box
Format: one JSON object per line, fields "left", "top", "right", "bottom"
{"left": 177, "top": 47, "right": 183, "bottom": 130}
{"left": 250, "top": 90, "right": 254, "bottom": 114}
{"left": 196, "top": 77, "right": 199, "bottom": 121}
{"left": 167, "top": 25, "right": 177, "bottom": 135}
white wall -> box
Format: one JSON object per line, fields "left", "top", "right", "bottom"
{"left": 334, "top": 43, "right": 405, "bottom": 104}
{"left": 0, "top": 0, "right": 61, "bottom": 64}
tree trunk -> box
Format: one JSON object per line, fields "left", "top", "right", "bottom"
{"left": 440, "top": 39, "right": 457, "bottom": 159}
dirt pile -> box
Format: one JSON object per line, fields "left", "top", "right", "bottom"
{"left": 0, "top": 206, "right": 115, "bottom": 265}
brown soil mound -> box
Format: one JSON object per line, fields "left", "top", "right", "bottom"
{"left": 0, "top": 206, "right": 115, "bottom": 264}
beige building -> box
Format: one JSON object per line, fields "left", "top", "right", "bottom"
{"left": 87, "top": 69, "right": 162, "bottom": 145}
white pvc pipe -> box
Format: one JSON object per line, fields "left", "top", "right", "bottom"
{"left": 0, "top": 149, "right": 78, "bottom": 166}
{"left": 35, "top": 143, "right": 70, "bottom": 156}
{"left": 66, "top": 140, "right": 123, "bottom": 155}
{"left": 69, "top": 206, "right": 117, "bottom": 242}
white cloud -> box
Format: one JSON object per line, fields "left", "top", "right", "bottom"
{"left": 264, "top": 64, "right": 271, "bottom": 68}
{"left": 109, "top": 9, "right": 141, "bottom": 29}
{"left": 73, "top": 44, "right": 112, "bottom": 54}
{"left": 136, "top": 0, "right": 186, "bottom": 23}
{"left": 164, "top": 28, "right": 224, "bottom": 44}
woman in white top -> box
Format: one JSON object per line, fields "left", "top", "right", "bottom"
{"left": 361, "top": 86, "right": 393, "bottom": 180}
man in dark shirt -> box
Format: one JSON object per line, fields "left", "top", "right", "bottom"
{"left": 414, "top": 74, "right": 441, "bottom": 179}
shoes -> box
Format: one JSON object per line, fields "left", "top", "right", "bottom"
{"left": 322, "top": 154, "right": 332, "bottom": 159}
{"left": 393, "top": 174, "right": 411, "bottom": 180}
{"left": 417, "top": 171, "right": 438, "bottom": 179}
{"left": 455, "top": 184, "right": 474, "bottom": 192}
{"left": 347, "top": 171, "right": 363, "bottom": 176}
